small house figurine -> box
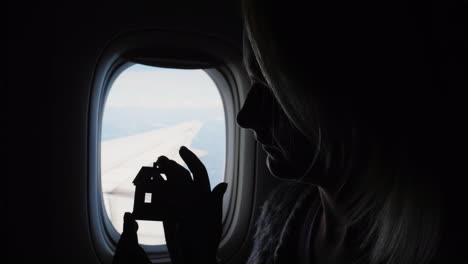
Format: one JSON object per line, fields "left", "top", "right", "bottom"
{"left": 132, "top": 163, "right": 196, "bottom": 221}
{"left": 132, "top": 164, "right": 169, "bottom": 221}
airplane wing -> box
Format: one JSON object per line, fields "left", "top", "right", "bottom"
{"left": 100, "top": 120, "right": 206, "bottom": 244}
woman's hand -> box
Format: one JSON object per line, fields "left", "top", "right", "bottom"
{"left": 156, "top": 146, "right": 227, "bottom": 264}
{"left": 112, "top": 213, "right": 150, "bottom": 264}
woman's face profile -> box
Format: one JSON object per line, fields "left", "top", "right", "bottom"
{"left": 237, "top": 55, "right": 316, "bottom": 180}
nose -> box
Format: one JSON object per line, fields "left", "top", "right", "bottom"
{"left": 236, "top": 94, "right": 254, "bottom": 129}
{"left": 236, "top": 83, "right": 273, "bottom": 134}
{"left": 237, "top": 85, "right": 259, "bottom": 129}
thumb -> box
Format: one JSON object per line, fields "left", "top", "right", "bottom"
{"left": 123, "top": 212, "right": 139, "bottom": 234}
{"left": 117, "top": 213, "right": 140, "bottom": 249}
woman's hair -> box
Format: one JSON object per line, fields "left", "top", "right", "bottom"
{"left": 242, "top": 0, "right": 464, "bottom": 263}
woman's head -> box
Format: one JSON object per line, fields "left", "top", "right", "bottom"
{"left": 239, "top": 0, "right": 460, "bottom": 263}
{"left": 237, "top": 1, "right": 376, "bottom": 189}
{"left": 239, "top": 0, "right": 447, "bottom": 189}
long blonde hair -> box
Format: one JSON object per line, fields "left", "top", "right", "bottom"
{"left": 242, "top": 0, "right": 444, "bottom": 263}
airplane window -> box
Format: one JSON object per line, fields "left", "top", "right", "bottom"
{"left": 101, "top": 64, "right": 226, "bottom": 246}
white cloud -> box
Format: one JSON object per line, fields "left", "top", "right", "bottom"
{"left": 106, "top": 66, "right": 223, "bottom": 109}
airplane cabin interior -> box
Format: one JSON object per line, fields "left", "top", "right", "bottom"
{"left": 7, "top": 1, "right": 466, "bottom": 264}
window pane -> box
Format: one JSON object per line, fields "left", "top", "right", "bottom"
{"left": 101, "top": 64, "right": 225, "bottom": 245}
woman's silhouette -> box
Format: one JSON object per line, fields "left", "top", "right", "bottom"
{"left": 113, "top": 0, "right": 464, "bottom": 263}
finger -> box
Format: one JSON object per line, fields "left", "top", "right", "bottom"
{"left": 211, "top": 183, "right": 228, "bottom": 208}
{"left": 151, "top": 166, "right": 166, "bottom": 183}
{"left": 155, "top": 156, "right": 192, "bottom": 184}
{"left": 211, "top": 183, "right": 227, "bottom": 238}
{"left": 123, "top": 212, "right": 138, "bottom": 235}
{"left": 163, "top": 221, "right": 181, "bottom": 263}
{"left": 179, "top": 146, "right": 210, "bottom": 192}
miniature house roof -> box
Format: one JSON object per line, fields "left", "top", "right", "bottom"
{"left": 133, "top": 166, "right": 156, "bottom": 185}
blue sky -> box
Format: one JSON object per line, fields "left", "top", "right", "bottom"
{"left": 106, "top": 64, "right": 222, "bottom": 109}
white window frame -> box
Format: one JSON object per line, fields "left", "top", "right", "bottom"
{"left": 88, "top": 30, "right": 255, "bottom": 264}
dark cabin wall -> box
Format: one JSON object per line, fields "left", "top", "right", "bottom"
{"left": 8, "top": 2, "right": 242, "bottom": 263}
